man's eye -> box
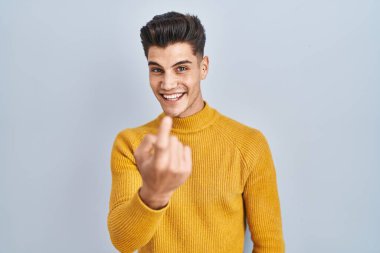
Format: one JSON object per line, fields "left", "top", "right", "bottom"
{"left": 151, "top": 68, "right": 162, "bottom": 73}
{"left": 177, "top": 66, "right": 187, "bottom": 72}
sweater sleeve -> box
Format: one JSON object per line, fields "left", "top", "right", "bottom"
{"left": 107, "top": 131, "right": 171, "bottom": 253}
{"left": 243, "top": 131, "right": 285, "bottom": 253}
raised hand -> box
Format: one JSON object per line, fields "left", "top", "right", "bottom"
{"left": 134, "top": 116, "right": 192, "bottom": 209}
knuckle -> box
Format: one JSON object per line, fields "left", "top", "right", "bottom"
{"left": 170, "top": 135, "right": 178, "bottom": 143}
{"left": 154, "top": 141, "right": 166, "bottom": 150}
{"left": 154, "top": 156, "right": 168, "bottom": 170}
{"left": 143, "top": 134, "right": 153, "bottom": 142}
{"left": 167, "top": 163, "right": 177, "bottom": 171}
{"left": 154, "top": 163, "right": 165, "bottom": 171}
{"left": 154, "top": 161, "right": 165, "bottom": 170}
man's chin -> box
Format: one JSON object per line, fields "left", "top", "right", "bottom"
{"left": 161, "top": 107, "right": 186, "bottom": 118}
{"left": 160, "top": 102, "right": 188, "bottom": 118}
{"left": 163, "top": 110, "right": 182, "bottom": 118}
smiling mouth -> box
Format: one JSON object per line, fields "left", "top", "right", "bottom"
{"left": 160, "top": 92, "right": 186, "bottom": 101}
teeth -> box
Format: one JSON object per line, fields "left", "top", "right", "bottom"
{"left": 163, "top": 93, "right": 183, "bottom": 100}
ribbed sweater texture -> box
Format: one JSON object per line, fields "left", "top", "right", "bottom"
{"left": 107, "top": 100, "right": 285, "bottom": 253}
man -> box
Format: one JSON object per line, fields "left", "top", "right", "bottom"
{"left": 107, "top": 11, "right": 285, "bottom": 253}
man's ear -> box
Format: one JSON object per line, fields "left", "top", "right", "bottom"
{"left": 200, "top": 56, "right": 209, "bottom": 80}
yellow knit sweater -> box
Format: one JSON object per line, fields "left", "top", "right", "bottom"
{"left": 107, "top": 100, "right": 285, "bottom": 253}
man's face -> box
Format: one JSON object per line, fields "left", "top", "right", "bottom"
{"left": 147, "top": 42, "right": 209, "bottom": 118}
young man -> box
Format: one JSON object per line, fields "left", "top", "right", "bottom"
{"left": 107, "top": 11, "right": 285, "bottom": 253}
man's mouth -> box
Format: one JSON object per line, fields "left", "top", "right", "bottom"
{"left": 160, "top": 92, "right": 186, "bottom": 101}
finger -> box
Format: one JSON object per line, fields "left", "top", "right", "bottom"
{"left": 139, "top": 134, "right": 157, "bottom": 153}
{"left": 169, "top": 136, "right": 178, "bottom": 171}
{"left": 134, "top": 134, "right": 157, "bottom": 159}
{"left": 177, "top": 142, "right": 184, "bottom": 172}
{"left": 183, "top": 145, "right": 192, "bottom": 172}
{"left": 155, "top": 116, "right": 172, "bottom": 154}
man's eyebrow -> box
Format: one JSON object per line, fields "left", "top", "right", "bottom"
{"left": 148, "top": 60, "right": 192, "bottom": 68}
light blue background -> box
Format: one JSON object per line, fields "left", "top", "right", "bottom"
{"left": 1, "top": 1, "right": 379, "bottom": 252}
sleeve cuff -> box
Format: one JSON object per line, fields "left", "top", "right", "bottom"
{"left": 133, "top": 189, "right": 171, "bottom": 215}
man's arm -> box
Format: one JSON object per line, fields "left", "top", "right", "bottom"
{"left": 107, "top": 132, "right": 170, "bottom": 253}
{"left": 243, "top": 131, "right": 285, "bottom": 253}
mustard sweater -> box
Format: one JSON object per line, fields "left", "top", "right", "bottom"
{"left": 107, "top": 100, "right": 285, "bottom": 253}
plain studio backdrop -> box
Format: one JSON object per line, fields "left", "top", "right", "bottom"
{"left": 1, "top": 1, "right": 379, "bottom": 252}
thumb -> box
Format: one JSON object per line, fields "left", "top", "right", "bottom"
{"left": 134, "top": 134, "right": 157, "bottom": 159}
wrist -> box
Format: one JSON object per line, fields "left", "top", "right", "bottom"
{"left": 138, "top": 186, "right": 172, "bottom": 210}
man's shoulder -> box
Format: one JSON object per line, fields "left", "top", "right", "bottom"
{"left": 214, "top": 112, "right": 270, "bottom": 157}
{"left": 215, "top": 113, "right": 265, "bottom": 141}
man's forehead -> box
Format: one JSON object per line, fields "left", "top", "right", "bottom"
{"left": 147, "top": 43, "right": 197, "bottom": 64}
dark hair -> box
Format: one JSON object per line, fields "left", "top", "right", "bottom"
{"left": 140, "top": 11, "right": 206, "bottom": 62}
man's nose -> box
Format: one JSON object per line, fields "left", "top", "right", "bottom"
{"left": 161, "top": 73, "right": 177, "bottom": 90}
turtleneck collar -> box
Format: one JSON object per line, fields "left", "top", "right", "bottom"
{"left": 155, "top": 100, "right": 220, "bottom": 133}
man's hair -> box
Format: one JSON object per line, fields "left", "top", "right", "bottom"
{"left": 140, "top": 11, "right": 206, "bottom": 62}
